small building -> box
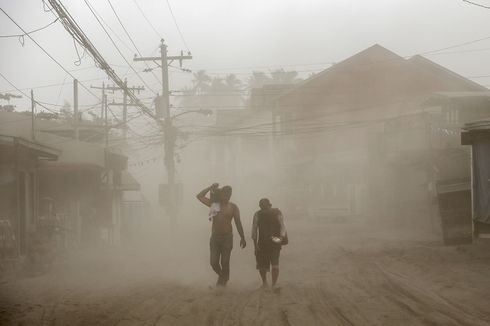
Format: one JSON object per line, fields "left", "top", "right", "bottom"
{"left": 461, "top": 120, "right": 490, "bottom": 237}
{"left": 0, "top": 135, "right": 60, "bottom": 257}
{"left": 272, "top": 44, "right": 488, "bottom": 226}
{"left": 0, "top": 111, "right": 140, "bottom": 252}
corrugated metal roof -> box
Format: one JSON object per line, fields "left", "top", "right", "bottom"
{"left": 464, "top": 120, "right": 490, "bottom": 131}
{"left": 0, "top": 134, "right": 60, "bottom": 159}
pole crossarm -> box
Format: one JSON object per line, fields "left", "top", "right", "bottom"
{"left": 107, "top": 102, "right": 144, "bottom": 107}
{"left": 134, "top": 55, "right": 192, "bottom": 62}
{"left": 133, "top": 56, "right": 161, "bottom": 62}
{"left": 91, "top": 85, "right": 145, "bottom": 92}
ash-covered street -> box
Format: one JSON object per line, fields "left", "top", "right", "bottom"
{"left": 4, "top": 1, "right": 490, "bottom": 326}
{"left": 2, "top": 220, "right": 490, "bottom": 326}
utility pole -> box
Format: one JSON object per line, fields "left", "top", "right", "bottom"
{"left": 74, "top": 79, "right": 79, "bottom": 141}
{"left": 134, "top": 39, "right": 192, "bottom": 222}
{"left": 91, "top": 82, "right": 106, "bottom": 120}
{"left": 30, "top": 89, "right": 35, "bottom": 141}
{"left": 92, "top": 80, "right": 144, "bottom": 141}
{"left": 104, "top": 93, "right": 108, "bottom": 148}
{"left": 122, "top": 79, "right": 128, "bottom": 141}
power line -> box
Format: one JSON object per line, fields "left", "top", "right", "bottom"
{"left": 0, "top": 8, "right": 100, "bottom": 101}
{"left": 46, "top": 0, "right": 160, "bottom": 124}
{"left": 105, "top": 0, "right": 142, "bottom": 55}
{"left": 420, "top": 37, "right": 490, "bottom": 56}
{"left": 2, "top": 46, "right": 489, "bottom": 95}
{"left": 463, "top": 0, "right": 490, "bottom": 9}
{"left": 179, "top": 97, "right": 423, "bottom": 137}
{"left": 165, "top": 45, "right": 490, "bottom": 78}
{"left": 131, "top": 0, "right": 162, "bottom": 40}
{"left": 0, "top": 17, "right": 59, "bottom": 38}
{"left": 165, "top": 0, "right": 190, "bottom": 52}
{"left": 106, "top": 0, "right": 162, "bottom": 87}
{"left": 54, "top": 74, "right": 69, "bottom": 106}
{"left": 0, "top": 66, "right": 150, "bottom": 93}
{"left": 186, "top": 38, "right": 490, "bottom": 73}
{"left": 83, "top": 1, "right": 136, "bottom": 55}
{"left": 0, "top": 71, "right": 59, "bottom": 114}
{"left": 82, "top": 0, "right": 158, "bottom": 95}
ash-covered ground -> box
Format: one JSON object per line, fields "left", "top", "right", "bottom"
{"left": 1, "top": 219, "right": 490, "bottom": 326}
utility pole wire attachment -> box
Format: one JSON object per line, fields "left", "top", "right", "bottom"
{"left": 0, "top": 17, "right": 59, "bottom": 47}
{"left": 45, "top": 0, "right": 161, "bottom": 125}
{"left": 0, "top": 8, "right": 100, "bottom": 100}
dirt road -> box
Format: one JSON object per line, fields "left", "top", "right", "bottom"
{"left": 2, "top": 220, "right": 490, "bottom": 325}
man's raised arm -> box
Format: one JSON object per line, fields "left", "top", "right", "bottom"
{"left": 233, "top": 205, "right": 247, "bottom": 248}
{"left": 196, "top": 183, "right": 217, "bottom": 207}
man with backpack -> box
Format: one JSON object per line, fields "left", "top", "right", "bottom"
{"left": 251, "top": 198, "right": 287, "bottom": 289}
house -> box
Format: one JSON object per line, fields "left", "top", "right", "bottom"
{"left": 0, "top": 134, "right": 60, "bottom": 257}
{"left": 0, "top": 111, "right": 139, "bottom": 255}
{"left": 460, "top": 120, "right": 490, "bottom": 238}
{"left": 272, "top": 44, "right": 488, "bottom": 227}
{"left": 456, "top": 100, "right": 490, "bottom": 238}
{"left": 208, "top": 84, "right": 294, "bottom": 213}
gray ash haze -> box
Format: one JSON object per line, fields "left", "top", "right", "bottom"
{"left": 2, "top": 1, "right": 490, "bottom": 325}
{"left": 2, "top": 0, "right": 490, "bottom": 106}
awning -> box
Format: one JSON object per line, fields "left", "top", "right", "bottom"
{"left": 0, "top": 134, "right": 60, "bottom": 160}
{"left": 38, "top": 162, "right": 102, "bottom": 172}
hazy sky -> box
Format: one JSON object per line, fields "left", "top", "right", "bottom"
{"left": 1, "top": 0, "right": 490, "bottom": 112}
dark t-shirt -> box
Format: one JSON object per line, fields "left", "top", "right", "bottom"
{"left": 256, "top": 208, "right": 282, "bottom": 247}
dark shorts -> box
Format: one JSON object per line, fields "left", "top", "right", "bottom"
{"left": 256, "top": 244, "right": 281, "bottom": 271}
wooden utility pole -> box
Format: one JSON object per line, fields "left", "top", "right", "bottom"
{"left": 96, "top": 82, "right": 105, "bottom": 120}
{"left": 122, "top": 79, "right": 128, "bottom": 140}
{"left": 30, "top": 89, "right": 35, "bottom": 141}
{"left": 92, "top": 80, "right": 144, "bottom": 141}
{"left": 104, "top": 93, "right": 108, "bottom": 148}
{"left": 134, "top": 39, "right": 192, "bottom": 220}
{"left": 73, "top": 79, "right": 79, "bottom": 141}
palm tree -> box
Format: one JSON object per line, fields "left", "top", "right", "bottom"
{"left": 179, "top": 72, "right": 245, "bottom": 109}
{"left": 224, "top": 74, "right": 242, "bottom": 91}
{"left": 192, "top": 70, "right": 211, "bottom": 94}
{"left": 270, "top": 69, "right": 301, "bottom": 84}
{"left": 209, "top": 77, "right": 227, "bottom": 92}
{"left": 247, "top": 71, "right": 271, "bottom": 89}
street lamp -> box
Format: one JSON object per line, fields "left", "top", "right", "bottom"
{"left": 170, "top": 108, "right": 213, "bottom": 120}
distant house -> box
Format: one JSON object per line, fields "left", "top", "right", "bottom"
{"left": 0, "top": 134, "right": 59, "bottom": 257}
{"left": 0, "top": 111, "right": 139, "bottom": 258}
{"left": 379, "top": 91, "right": 490, "bottom": 230}
{"left": 209, "top": 84, "right": 294, "bottom": 211}
{"left": 272, "top": 44, "right": 488, "bottom": 227}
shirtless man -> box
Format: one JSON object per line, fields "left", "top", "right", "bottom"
{"left": 197, "top": 183, "right": 246, "bottom": 287}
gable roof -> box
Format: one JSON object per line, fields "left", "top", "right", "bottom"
{"left": 407, "top": 55, "right": 487, "bottom": 91}
{"left": 278, "top": 44, "right": 487, "bottom": 109}
{"left": 280, "top": 44, "right": 405, "bottom": 98}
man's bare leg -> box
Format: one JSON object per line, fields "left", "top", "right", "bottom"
{"left": 259, "top": 269, "right": 268, "bottom": 288}
{"left": 271, "top": 266, "right": 279, "bottom": 287}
